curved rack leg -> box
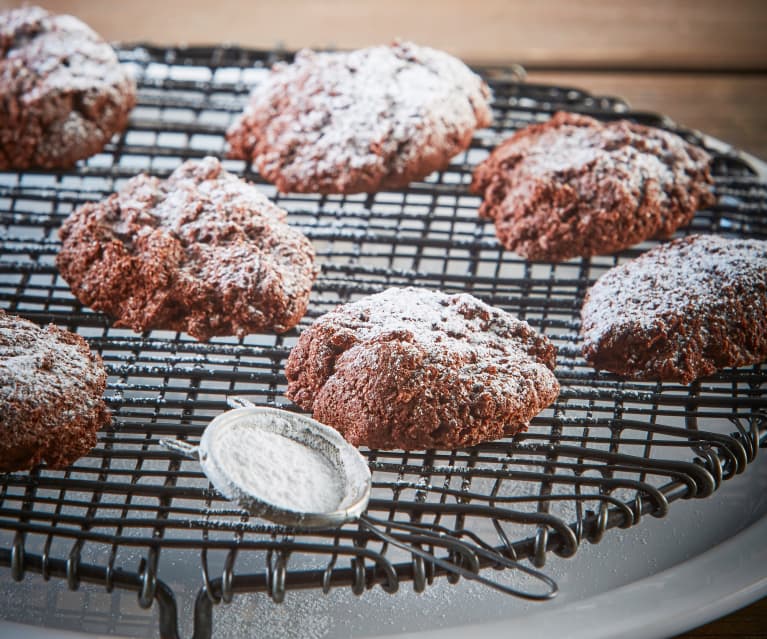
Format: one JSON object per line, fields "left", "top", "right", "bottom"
{"left": 0, "top": 549, "right": 183, "bottom": 639}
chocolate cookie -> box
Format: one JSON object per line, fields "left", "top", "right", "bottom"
{"left": 0, "top": 309, "right": 110, "bottom": 472}
{"left": 57, "top": 157, "right": 317, "bottom": 341}
{"left": 580, "top": 235, "right": 767, "bottom": 383}
{"left": 227, "top": 41, "right": 492, "bottom": 194}
{"left": 471, "top": 112, "right": 716, "bottom": 262}
{"left": 0, "top": 6, "right": 136, "bottom": 170}
{"left": 286, "top": 287, "right": 559, "bottom": 450}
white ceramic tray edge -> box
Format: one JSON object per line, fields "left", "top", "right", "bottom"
{"left": 371, "top": 512, "right": 767, "bottom": 639}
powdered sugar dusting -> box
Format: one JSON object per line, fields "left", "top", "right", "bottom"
{"left": 198, "top": 408, "right": 372, "bottom": 525}
{"left": 0, "top": 309, "right": 110, "bottom": 470}
{"left": 581, "top": 234, "right": 767, "bottom": 381}
{"left": 332, "top": 288, "right": 555, "bottom": 395}
{"left": 286, "top": 287, "right": 560, "bottom": 449}
{"left": 508, "top": 116, "right": 708, "bottom": 203}
{"left": 115, "top": 157, "right": 313, "bottom": 300}
{"left": 582, "top": 235, "right": 767, "bottom": 342}
{"left": 57, "top": 156, "right": 317, "bottom": 340}
{"left": 471, "top": 112, "right": 715, "bottom": 261}
{"left": 227, "top": 42, "right": 492, "bottom": 193}
{"left": 0, "top": 312, "right": 104, "bottom": 412}
{"left": 209, "top": 420, "right": 344, "bottom": 514}
{"left": 3, "top": 10, "right": 130, "bottom": 95}
{"left": 0, "top": 6, "right": 136, "bottom": 168}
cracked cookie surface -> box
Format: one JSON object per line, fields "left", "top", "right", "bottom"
{"left": 471, "top": 112, "right": 716, "bottom": 262}
{"left": 0, "top": 5, "right": 135, "bottom": 170}
{"left": 580, "top": 235, "right": 767, "bottom": 383}
{"left": 0, "top": 309, "right": 110, "bottom": 472}
{"left": 286, "top": 287, "right": 559, "bottom": 450}
{"left": 57, "top": 157, "right": 317, "bottom": 341}
{"left": 227, "top": 42, "right": 492, "bottom": 194}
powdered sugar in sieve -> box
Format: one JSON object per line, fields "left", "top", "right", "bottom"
{"left": 163, "top": 400, "right": 371, "bottom": 528}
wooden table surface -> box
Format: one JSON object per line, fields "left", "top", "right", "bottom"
{"left": 1, "top": 1, "right": 765, "bottom": 636}
{"left": 524, "top": 70, "right": 767, "bottom": 162}
{"left": 1, "top": 0, "right": 764, "bottom": 159}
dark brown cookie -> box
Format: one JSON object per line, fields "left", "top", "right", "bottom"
{"left": 56, "top": 157, "right": 317, "bottom": 341}
{"left": 0, "top": 309, "right": 110, "bottom": 472}
{"left": 227, "top": 41, "right": 492, "bottom": 194}
{"left": 286, "top": 287, "right": 559, "bottom": 450}
{"left": 580, "top": 235, "right": 767, "bottom": 383}
{"left": 0, "top": 6, "right": 136, "bottom": 170}
{"left": 471, "top": 112, "right": 716, "bottom": 262}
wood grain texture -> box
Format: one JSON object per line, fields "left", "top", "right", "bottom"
{"left": 1, "top": 0, "right": 766, "bottom": 69}
{"left": 676, "top": 596, "right": 767, "bottom": 638}
{"left": 525, "top": 71, "right": 767, "bottom": 160}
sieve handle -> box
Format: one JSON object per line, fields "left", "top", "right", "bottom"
{"left": 159, "top": 439, "right": 200, "bottom": 460}
{"left": 157, "top": 397, "right": 254, "bottom": 460}
{"left": 227, "top": 396, "right": 257, "bottom": 409}
{"left": 358, "top": 514, "right": 558, "bottom": 601}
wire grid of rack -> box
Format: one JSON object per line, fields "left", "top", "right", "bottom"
{"left": 0, "top": 45, "right": 766, "bottom": 639}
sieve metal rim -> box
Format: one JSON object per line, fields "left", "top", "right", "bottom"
{"left": 197, "top": 406, "right": 373, "bottom": 529}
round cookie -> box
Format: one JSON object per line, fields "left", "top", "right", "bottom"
{"left": 56, "top": 157, "right": 317, "bottom": 341}
{"left": 286, "top": 287, "right": 559, "bottom": 450}
{"left": 0, "top": 6, "right": 136, "bottom": 170}
{"left": 580, "top": 235, "right": 767, "bottom": 383}
{"left": 226, "top": 41, "right": 492, "bottom": 194}
{"left": 1, "top": 309, "right": 110, "bottom": 472}
{"left": 471, "top": 112, "right": 716, "bottom": 262}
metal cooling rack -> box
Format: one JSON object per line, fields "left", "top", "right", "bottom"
{"left": 1, "top": 45, "right": 766, "bottom": 639}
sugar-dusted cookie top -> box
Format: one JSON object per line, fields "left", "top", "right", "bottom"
{"left": 57, "top": 157, "right": 317, "bottom": 340}
{"left": 286, "top": 287, "right": 559, "bottom": 450}
{"left": 0, "top": 5, "right": 135, "bottom": 169}
{"left": 227, "top": 42, "right": 492, "bottom": 194}
{"left": 472, "top": 112, "right": 715, "bottom": 261}
{"left": 1, "top": 309, "right": 110, "bottom": 471}
{"left": 581, "top": 234, "right": 767, "bottom": 383}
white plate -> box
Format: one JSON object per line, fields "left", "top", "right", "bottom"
{"left": 1, "top": 450, "right": 765, "bottom": 639}
{"left": 376, "top": 455, "right": 767, "bottom": 639}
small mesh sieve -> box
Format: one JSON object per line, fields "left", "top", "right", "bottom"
{"left": 162, "top": 398, "right": 559, "bottom": 600}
